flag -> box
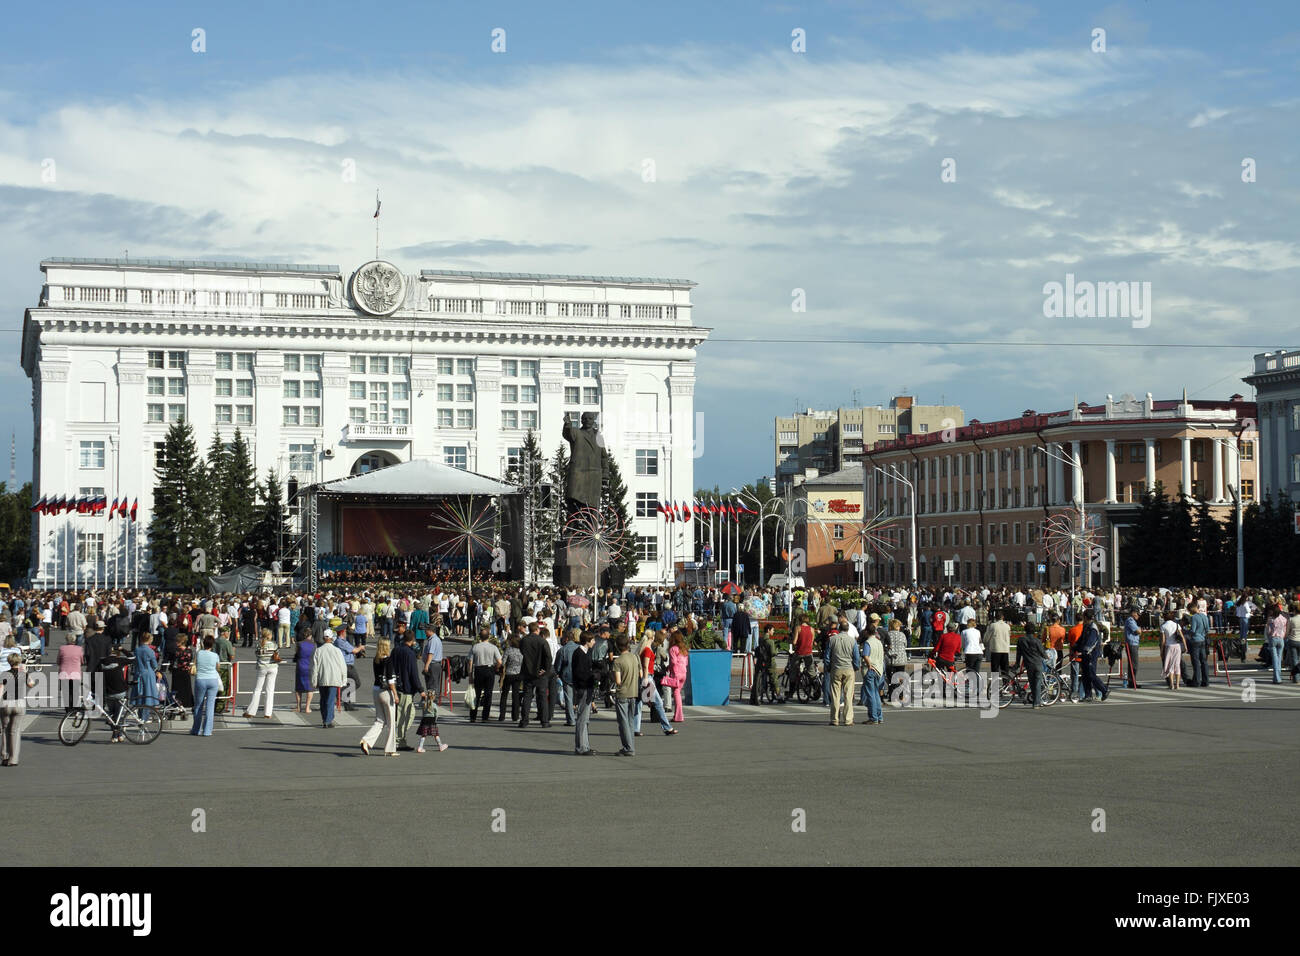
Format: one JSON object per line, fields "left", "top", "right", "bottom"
{"left": 681, "top": 501, "right": 691, "bottom": 522}
{"left": 30, "top": 495, "right": 46, "bottom": 514}
{"left": 656, "top": 500, "right": 667, "bottom": 521}
{"left": 130, "top": 498, "right": 139, "bottom": 522}
{"left": 731, "top": 498, "right": 741, "bottom": 522}
{"left": 91, "top": 496, "right": 107, "bottom": 515}
{"left": 109, "top": 497, "right": 119, "bottom": 519}
{"left": 74, "top": 497, "right": 87, "bottom": 514}
{"left": 373, "top": 196, "right": 381, "bottom": 219}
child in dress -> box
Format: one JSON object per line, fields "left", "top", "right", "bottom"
{"left": 416, "top": 691, "right": 448, "bottom": 753}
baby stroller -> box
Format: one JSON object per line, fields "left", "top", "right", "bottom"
{"left": 155, "top": 673, "right": 190, "bottom": 722}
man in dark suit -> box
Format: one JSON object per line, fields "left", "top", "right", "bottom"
{"left": 392, "top": 629, "right": 424, "bottom": 750}
{"left": 519, "top": 623, "right": 554, "bottom": 728}
{"left": 730, "top": 604, "right": 752, "bottom": 655}
{"left": 82, "top": 622, "right": 113, "bottom": 683}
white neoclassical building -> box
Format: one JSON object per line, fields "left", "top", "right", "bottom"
{"left": 22, "top": 257, "right": 708, "bottom": 587}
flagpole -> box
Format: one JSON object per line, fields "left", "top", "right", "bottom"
{"left": 374, "top": 188, "right": 380, "bottom": 259}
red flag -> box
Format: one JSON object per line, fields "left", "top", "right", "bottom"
{"left": 30, "top": 495, "right": 46, "bottom": 514}
{"left": 109, "top": 497, "right": 119, "bottom": 519}
{"left": 656, "top": 500, "right": 667, "bottom": 521}
{"left": 130, "top": 498, "right": 139, "bottom": 521}
{"left": 681, "top": 501, "right": 691, "bottom": 522}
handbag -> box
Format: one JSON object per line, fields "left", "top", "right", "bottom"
{"left": 464, "top": 685, "right": 478, "bottom": 710}
{"left": 270, "top": 650, "right": 282, "bottom": 664}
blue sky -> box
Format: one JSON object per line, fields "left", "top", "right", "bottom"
{"left": 1, "top": 0, "right": 1297, "bottom": 489}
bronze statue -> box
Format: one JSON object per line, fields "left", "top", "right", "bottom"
{"left": 562, "top": 412, "right": 604, "bottom": 519}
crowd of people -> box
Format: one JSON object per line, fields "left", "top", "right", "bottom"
{"left": 0, "top": 578, "right": 1296, "bottom": 766}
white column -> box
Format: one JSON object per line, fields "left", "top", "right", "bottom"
{"left": 1070, "top": 440, "right": 1083, "bottom": 505}
{"left": 1181, "top": 435, "right": 1193, "bottom": 498}
{"left": 1051, "top": 444, "right": 1064, "bottom": 505}
{"left": 1104, "top": 439, "right": 1117, "bottom": 503}
{"left": 1144, "top": 438, "right": 1156, "bottom": 492}
{"left": 1226, "top": 438, "right": 1240, "bottom": 497}
{"left": 1212, "top": 438, "right": 1225, "bottom": 502}
{"left": 1018, "top": 448, "right": 1026, "bottom": 510}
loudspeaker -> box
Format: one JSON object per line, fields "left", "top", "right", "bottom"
{"left": 552, "top": 561, "right": 572, "bottom": 588}
{"left": 600, "top": 566, "right": 625, "bottom": 590}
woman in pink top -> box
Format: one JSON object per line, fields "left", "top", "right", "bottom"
{"left": 56, "top": 634, "right": 84, "bottom": 714}
{"left": 662, "top": 631, "right": 690, "bottom": 722}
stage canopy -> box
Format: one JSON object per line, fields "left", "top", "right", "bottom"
{"left": 313, "top": 458, "right": 517, "bottom": 499}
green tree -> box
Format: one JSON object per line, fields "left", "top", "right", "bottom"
{"left": 147, "top": 419, "right": 211, "bottom": 588}
{"left": 600, "top": 448, "right": 639, "bottom": 580}
{"left": 1191, "top": 500, "right": 1229, "bottom": 586}
{"left": 0, "top": 482, "right": 33, "bottom": 581}
{"left": 505, "top": 429, "right": 554, "bottom": 582}
{"left": 203, "top": 431, "right": 229, "bottom": 570}
{"left": 247, "top": 469, "right": 289, "bottom": 569}
{"left": 223, "top": 428, "right": 259, "bottom": 565}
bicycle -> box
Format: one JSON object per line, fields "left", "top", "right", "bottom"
{"left": 57, "top": 692, "right": 163, "bottom": 746}
{"left": 780, "top": 656, "right": 822, "bottom": 703}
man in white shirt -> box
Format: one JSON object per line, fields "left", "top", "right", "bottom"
{"left": 961, "top": 622, "right": 984, "bottom": 674}
{"left": 277, "top": 603, "right": 292, "bottom": 648}
{"left": 957, "top": 602, "right": 976, "bottom": 626}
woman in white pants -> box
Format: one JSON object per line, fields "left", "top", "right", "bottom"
{"left": 243, "top": 628, "right": 280, "bottom": 718}
{"left": 360, "top": 638, "right": 399, "bottom": 756}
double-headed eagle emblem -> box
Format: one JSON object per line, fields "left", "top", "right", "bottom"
{"left": 350, "top": 261, "right": 405, "bottom": 316}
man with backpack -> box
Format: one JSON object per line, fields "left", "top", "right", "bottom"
{"left": 750, "top": 626, "right": 782, "bottom": 704}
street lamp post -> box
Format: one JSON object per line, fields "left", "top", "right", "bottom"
{"left": 873, "top": 464, "right": 917, "bottom": 585}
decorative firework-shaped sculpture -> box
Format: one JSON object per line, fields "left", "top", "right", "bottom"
{"left": 1042, "top": 512, "right": 1101, "bottom": 567}
{"left": 846, "top": 506, "right": 899, "bottom": 560}
{"left": 428, "top": 496, "right": 496, "bottom": 588}
{"left": 562, "top": 507, "right": 628, "bottom": 592}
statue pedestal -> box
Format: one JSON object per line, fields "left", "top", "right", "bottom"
{"left": 553, "top": 539, "right": 612, "bottom": 589}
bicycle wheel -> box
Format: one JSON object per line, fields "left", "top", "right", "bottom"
{"left": 121, "top": 707, "right": 163, "bottom": 744}
{"left": 57, "top": 709, "right": 91, "bottom": 746}
{"left": 995, "top": 674, "right": 1016, "bottom": 709}
{"left": 1041, "top": 672, "right": 1062, "bottom": 706}
{"left": 807, "top": 672, "right": 823, "bottom": 703}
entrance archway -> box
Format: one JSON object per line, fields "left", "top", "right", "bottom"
{"left": 350, "top": 450, "right": 400, "bottom": 476}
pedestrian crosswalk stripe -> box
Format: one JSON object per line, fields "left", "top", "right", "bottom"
{"left": 275, "top": 710, "right": 306, "bottom": 725}
{"left": 331, "top": 710, "right": 362, "bottom": 727}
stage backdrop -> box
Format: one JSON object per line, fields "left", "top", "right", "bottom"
{"left": 341, "top": 506, "right": 444, "bottom": 555}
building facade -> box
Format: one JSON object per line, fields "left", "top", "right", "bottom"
{"left": 22, "top": 257, "right": 707, "bottom": 586}
{"left": 774, "top": 397, "right": 963, "bottom": 494}
{"left": 788, "top": 393, "right": 1255, "bottom": 589}
{"left": 1244, "top": 350, "right": 1300, "bottom": 502}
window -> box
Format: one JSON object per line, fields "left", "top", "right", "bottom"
{"left": 76, "top": 532, "right": 105, "bottom": 564}
{"left": 289, "top": 444, "right": 314, "bottom": 472}
{"left": 456, "top": 359, "right": 473, "bottom": 375}
{"left": 456, "top": 409, "right": 474, "bottom": 428}
{"left": 1294, "top": 405, "right": 1300, "bottom": 431}
{"left": 437, "top": 358, "right": 453, "bottom": 375}
{"left": 620, "top": 305, "right": 632, "bottom": 319}
{"left": 1192, "top": 440, "right": 1205, "bottom": 462}
{"left": 168, "top": 404, "right": 186, "bottom": 423}
{"left": 456, "top": 384, "right": 474, "bottom": 403}
{"left": 1292, "top": 453, "right": 1300, "bottom": 484}
{"left": 1241, "top": 479, "right": 1254, "bottom": 500}
{"left": 390, "top": 381, "right": 407, "bottom": 401}
{"left": 635, "top": 492, "right": 658, "bottom": 518}
{"left": 501, "top": 385, "right": 518, "bottom": 403}
{"left": 437, "top": 384, "right": 453, "bottom": 402}
{"left": 565, "top": 387, "right": 581, "bottom": 405}
{"left": 778, "top": 431, "right": 797, "bottom": 442}
{"left": 168, "top": 351, "right": 186, "bottom": 369}
{"left": 502, "top": 410, "right": 519, "bottom": 430}
{"left": 284, "top": 355, "right": 301, "bottom": 372}
{"left": 444, "top": 446, "right": 468, "bottom": 470}
{"left": 1130, "top": 443, "right": 1145, "bottom": 462}
{"left": 521, "top": 360, "right": 538, "bottom": 377}
{"left": 505, "top": 447, "right": 524, "bottom": 472}
{"left": 303, "top": 380, "right": 321, "bottom": 399}
{"left": 215, "top": 379, "right": 232, "bottom": 397}
{"left": 350, "top": 382, "right": 366, "bottom": 400}
{"left": 1154, "top": 442, "right": 1163, "bottom": 463}
{"left": 236, "top": 353, "right": 253, "bottom": 371}
{"left": 437, "top": 409, "right": 453, "bottom": 427}
{"left": 582, "top": 361, "right": 600, "bottom": 378}
{"left": 1240, "top": 441, "right": 1254, "bottom": 461}
{"left": 502, "top": 360, "right": 518, "bottom": 377}
{"left": 79, "top": 441, "right": 106, "bottom": 469}
{"left": 283, "top": 407, "right": 300, "bottom": 426}
{"left": 147, "top": 351, "right": 164, "bottom": 369}
{"left": 369, "top": 382, "right": 389, "bottom": 423}
{"left": 303, "top": 407, "right": 321, "bottom": 427}
{"left": 351, "top": 356, "right": 367, "bottom": 374}
{"left": 284, "top": 380, "right": 301, "bottom": 399}
{"left": 236, "top": 380, "right": 253, "bottom": 397}
{"left": 878, "top": 424, "right": 895, "bottom": 434}
{"left": 597, "top": 304, "right": 609, "bottom": 318}
{"left": 216, "top": 352, "right": 233, "bottom": 371}
{"left": 216, "top": 405, "right": 233, "bottom": 424}
{"left": 834, "top": 523, "right": 844, "bottom": 540}
{"left": 636, "top": 449, "right": 658, "bottom": 476}
{"left": 351, "top": 407, "right": 367, "bottom": 424}
{"left": 582, "top": 387, "right": 599, "bottom": 405}
{"left": 521, "top": 410, "right": 538, "bottom": 429}
{"left": 369, "top": 357, "right": 388, "bottom": 375}
{"left": 148, "top": 377, "right": 164, "bottom": 396}
{"left": 564, "top": 361, "right": 581, "bottom": 378}
{"left": 1014, "top": 522, "right": 1022, "bottom": 544}
{"left": 236, "top": 406, "right": 253, "bottom": 425}
{"left": 147, "top": 404, "right": 164, "bottom": 423}
{"left": 393, "top": 407, "right": 409, "bottom": 425}
{"left": 520, "top": 384, "right": 537, "bottom": 403}
{"left": 166, "top": 378, "right": 185, "bottom": 396}
{"left": 391, "top": 356, "right": 407, "bottom": 375}
{"left": 636, "top": 535, "right": 657, "bottom": 561}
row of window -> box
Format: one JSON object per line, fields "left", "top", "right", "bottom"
{"left": 140, "top": 353, "right": 606, "bottom": 381}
